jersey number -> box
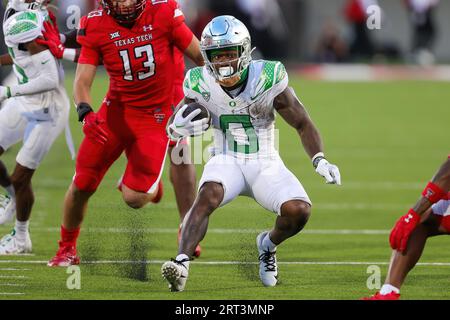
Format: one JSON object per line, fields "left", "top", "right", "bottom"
{"left": 220, "top": 115, "right": 259, "bottom": 154}
{"left": 119, "top": 44, "right": 155, "bottom": 81}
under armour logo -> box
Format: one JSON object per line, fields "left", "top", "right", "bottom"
{"left": 404, "top": 214, "right": 413, "bottom": 223}
{"left": 143, "top": 25, "right": 153, "bottom": 32}
{"left": 110, "top": 31, "right": 120, "bottom": 39}
{"left": 425, "top": 189, "right": 435, "bottom": 199}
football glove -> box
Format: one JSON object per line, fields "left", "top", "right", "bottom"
{"left": 36, "top": 21, "right": 65, "bottom": 59}
{"left": 167, "top": 104, "right": 209, "bottom": 139}
{"left": 389, "top": 209, "right": 420, "bottom": 253}
{"left": 315, "top": 158, "right": 341, "bottom": 185}
{"left": 82, "top": 112, "right": 108, "bottom": 145}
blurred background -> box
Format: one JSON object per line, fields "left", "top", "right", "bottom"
{"left": 1, "top": 0, "right": 449, "bottom": 81}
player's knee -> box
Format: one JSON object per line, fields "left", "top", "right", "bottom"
{"left": 73, "top": 173, "right": 100, "bottom": 193}
{"left": 281, "top": 200, "right": 311, "bottom": 229}
{"left": 198, "top": 182, "right": 224, "bottom": 212}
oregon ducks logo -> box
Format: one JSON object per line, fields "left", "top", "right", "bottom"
{"left": 229, "top": 101, "right": 237, "bottom": 108}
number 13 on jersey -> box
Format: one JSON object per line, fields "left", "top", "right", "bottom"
{"left": 119, "top": 44, "right": 155, "bottom": 81}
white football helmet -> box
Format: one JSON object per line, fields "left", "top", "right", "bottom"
{"left": 200, "top": 15, "right": 253, "bottom": 82}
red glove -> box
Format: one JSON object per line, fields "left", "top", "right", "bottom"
{"left": 36, "top": 21, "right": 65, "bottom": 59}
{"left": 82, "top": 112, "right": 108, "bottom": 145}
{"left": 389, "top": 209, "right": 420, "bottom": 253}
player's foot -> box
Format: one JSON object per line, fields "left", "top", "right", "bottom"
{"left": 0, "top": 229, "right": 32, "bottom": 255}
{"left": 161, "top": 258, "right": 189, "bottom": 292}
{"left": 151, "top": 180, "right": 164, "bottom": 204}
{"left": 178, "top": 225, "right": 202, "bottom": 258}
{"left": 0, "top": 194, "right": 16, "bottom": 225}
{"left": 47, "top": 241, "right": 80, "bottom": 267}
{"left": 256, "top": 231, "right": 278, "bottom": 287}
{"left": 362, "top": 291, "right": 401, "bottom": 300}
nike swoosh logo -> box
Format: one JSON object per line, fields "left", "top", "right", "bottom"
{"left": 41, "top": 60, "right": 50, "bottom": 64}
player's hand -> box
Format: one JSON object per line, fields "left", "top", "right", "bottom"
{"left": 389, "top": 209, "right": 420, "bottom": 253}
{"left": 82, "top": 112, "right": 108, "bottom": 145}
{"left": 315, "top": 159, "right": 341, "bottom": 185}
{"left": 0, "top": 86, "right": 10, "bottom": 103}
{"left": 36, "top": 21, "right": 65, "bottom": 59}
{"left": 168, "top": 104, "right": 209, "bottom": 138}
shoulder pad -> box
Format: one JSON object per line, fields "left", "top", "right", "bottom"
{"left": 184, "top": 67, "right": 211, "bottom": 101}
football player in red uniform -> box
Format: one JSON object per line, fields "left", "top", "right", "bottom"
{"left": 364, "top": 156, "right": 450, "bottom": 300}
{"left": 47, "top": 0, "right": 204, "bottom": 266}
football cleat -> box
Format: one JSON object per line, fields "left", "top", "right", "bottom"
{"left": 0, "top": 229, "right": 32, "bottom": 255}
{"left": 178, "top": 225, "right": 202, "bottom": 258}
{"left": 161, "top": 258, "right": 189, "bottom": 292}
{"left": 0, "top": 194, "right": 16, "bottom": 225}
{"left": 47, "top": 241, "right": 80, "bottom": 267}
{"left": 256, "top": 231, "right": 278, "bottom": 287}
{"left": 362, "top": 291, "right": 401, "bottom": 300}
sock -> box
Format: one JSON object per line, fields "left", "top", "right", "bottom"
{"left": 14, "top": 220, "right": 29, "bottom": 240}
{"left": 380, "top": 284, "right": 400, "bottom": 295}
{"left": 6, "top": 185, "right": 15, "bottom": 198}
{"left": 176, "top": 253, "right": 190, "bottom": 268}
{"left": 262, "top": 232, "right": 277, "bottom": 252}
{"left": 60, "top": 225, "right": 80, "bottom": 247}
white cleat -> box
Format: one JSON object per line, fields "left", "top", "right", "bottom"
{"left": 0, "top": 230, "right": 32, "bottom": 255}
{"left": 0, "top": 194, "right": 15, "bottom": 225}
{"left": 161, "top": 259, "right": 189, "bottom": 292}
{"left": 256, "top": 231, "right": 278, "bottom": 287}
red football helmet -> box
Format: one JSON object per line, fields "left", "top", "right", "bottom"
{"left": 101, "top": 0, "right": 146, "bottom": 23}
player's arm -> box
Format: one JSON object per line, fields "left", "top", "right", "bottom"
{"left": 36, "top": 21, "right": 80, "bottom": 62}
{"left": 73, "top": 62, "right": 108, "bottom": 144}
{"left": 274, "top": 87, "right": 341, "bottom": 185}
{"left": 390, "top": 157, "right": 450, "bottom": 252}
{"left": 0, "top": 54, "right": 14, "bottom": 66}
{"left": 183, "top": 36, "right": 204, "bottom": 66}
{"left": 0, "top": 41, "right": 59, "bottom": 102}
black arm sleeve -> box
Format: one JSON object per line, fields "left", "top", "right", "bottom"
{"left": 64, "top": 29, "right": 80, "bottom": 49}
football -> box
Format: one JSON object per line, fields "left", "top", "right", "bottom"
{"left": 182, "top": 102, "right": 211, "bottom": 125}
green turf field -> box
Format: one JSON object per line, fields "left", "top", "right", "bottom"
{"left": 0, "top": 72, "right": 448, "bottom": 300}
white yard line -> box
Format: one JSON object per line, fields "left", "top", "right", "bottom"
{"left": 0, "top": 268, "right": 31, "bottom": 271}
{"left": 0, "top": 259, "right": 450, "bottom": 266}
{"left": 0, "top": 293, "right": 24, "bottom": 295}
{"left": 22, "top": 227, "right": 391, "bottom": 235}
{"left": 0, "top": 275, "right": 29, "bottom": 279}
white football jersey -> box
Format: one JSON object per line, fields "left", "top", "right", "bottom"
{"left": 3, "top": 7, "right": 65, "bottom": 113}
{"left": 183, "top": 60, "right": 288, "bottom": 159}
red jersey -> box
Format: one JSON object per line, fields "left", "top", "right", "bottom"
{"left": 77, "top": 0, "right": 193, "bottom": 108}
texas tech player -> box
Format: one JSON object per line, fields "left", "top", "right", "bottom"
{"left": 48, "top": 0, "right": 203, "bottom": 266}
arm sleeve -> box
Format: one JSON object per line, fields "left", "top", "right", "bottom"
{"left": 169, "top": 0, "right": 194, "bottom": 52}
{"left": 78, "top": 45, "right": 100, "bottom": 65}
{"left": 9, "top": 50, "right": 59, "bottom": 97}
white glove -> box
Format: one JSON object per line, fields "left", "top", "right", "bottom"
{"left": 315, "top": 158, "right": 341, "bottom": 185}
{"left": 167, "top": 104, "right": 210, "bottom": 139}
{"left": 0, "top": 86, "right": 10, "bottom": 103}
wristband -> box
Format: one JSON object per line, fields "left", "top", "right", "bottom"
{"left": 422, "top": 182, "right": 446, "bottom": 204}
{"left": 312, "top": 152, "right": 326, "bottom": 169}
{"left": 76, "top": 102, "right": 93, "bottom": 122}
{"left": 63, "top": 48, "right": 77, "bottom": 62}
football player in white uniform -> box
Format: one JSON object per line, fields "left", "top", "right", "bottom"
{"left": 162, "top": 15, "right": 341, "bottom": 291}
{"left": 0, "top": 0, "right": 72, "bottom": 254}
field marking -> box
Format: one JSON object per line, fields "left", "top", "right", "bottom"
{"left": 0, "top": 268, "right": 31, "bottom": 271}
{"left": 21, "top": 227, "right": 391, "bottom": 235}
{"left": 0, "top": 283, "right": 26, "bottom": 287}
{"left": 0, "top": 293, "right": 24, "bottom": 295}
{"left": 1, "top": 260, "right": 450, "bottom": 267}
{"left": 0, "top": 275, "right": 29, "bottom": 279}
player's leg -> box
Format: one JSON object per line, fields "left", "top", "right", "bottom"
{"left": 48, "top": 106, "right": 124, "bottom": 266}
{"left": 168, "top": 139, "right": 200, "bottom": 256}
{"left": 0, "top": 100, "right": 26, "bottom": 224}
{"left": 248, "top": 157, "right": 312, "bottom": 286}
{"left": 120, "top": 117, "right": 170, "bottom": 209}
{"left": 365, "top": 201, "right": 450, "bottom": 300}
{"left": 162, "top": 154, "right": 245, "bottom": 291}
